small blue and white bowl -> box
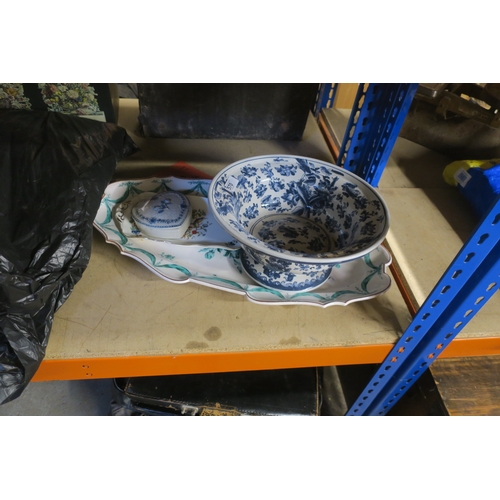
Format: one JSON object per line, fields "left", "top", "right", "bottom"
{"left": 208, "top": 155, "right": 390, "bottom": 292}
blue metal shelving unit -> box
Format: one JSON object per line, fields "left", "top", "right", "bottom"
{"left": 347, "top": 197, "right": 500, "bottom": 415}
{"left": 337, "top": 83, "right": 419, "bottom": 186}
{"left": 316, "top": 83, "right": 499, "bottom": 415}
{"left": 313, "top": 84, "right": 338, "bottom": 117}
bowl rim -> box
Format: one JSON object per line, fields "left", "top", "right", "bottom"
{"left": 208, "top": 154, "right": 390, "bottom": 264}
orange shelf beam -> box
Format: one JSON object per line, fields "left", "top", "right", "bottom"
{"left": 33, "top": 344, "right": 394, "bottom": 382}
{"left": 32, "top": 336, "right": 500, "bottom": 382}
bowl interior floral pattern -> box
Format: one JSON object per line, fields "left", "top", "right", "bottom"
{"left": 209, "top": 155, "right": 389, "bottom": 263}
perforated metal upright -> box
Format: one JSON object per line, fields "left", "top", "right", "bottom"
{"left": 347, "top": 197, "right": 500, "bottom": 415}
{"left": 313, "top": 84, "right": 338, "bottom": 117}
{"left": 337, "top": 83, "right": 419, "bottom": 186}
{"left": 327, "top": 83, "right": 500, "bottom": 416}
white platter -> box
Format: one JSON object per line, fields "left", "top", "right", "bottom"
{"left": 94, "top": 177, "right": 393, "bottom": 307}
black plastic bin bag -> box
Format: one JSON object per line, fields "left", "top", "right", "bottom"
{"left": 0, "top": 109, "right": 138, "bottom": 405}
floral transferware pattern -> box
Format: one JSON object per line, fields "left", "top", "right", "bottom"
{"left": 209, "top": 155, "right": 389, "bottom": 263}
{"left": 241, "top": 246, "right": 333, "bottom": 291}
{"left": 252, "top": 215, "right": 331, "bottom": 254}
{"left": 131, "top": 191, "right": 191, "bottom": 236}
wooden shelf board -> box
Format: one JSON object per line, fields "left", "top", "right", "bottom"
{"left": 43, "top": 234, "right": 409, "bottom": 366}
{"left": 431, "top": 355, "right": 500, "bottom": 416}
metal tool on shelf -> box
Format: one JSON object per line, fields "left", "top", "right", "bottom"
{"left": 416, "top": 83, "right": 500, "bottom": 128}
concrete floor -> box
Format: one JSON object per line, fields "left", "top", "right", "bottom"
{"left": 0, "top": 379, "right": 114, "bottom": 416}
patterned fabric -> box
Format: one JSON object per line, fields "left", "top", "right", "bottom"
{"left": 38, "top": 83, "right": 102, "bottom": 115}
{"left": 0, "top": 84, "right": 32, "bottom": 109}
{"left": 0, "top": 83, "right": 104, "bottom": 118}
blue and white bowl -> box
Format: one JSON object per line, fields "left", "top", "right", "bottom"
{"left": 208, "top": 155, "right": 390, "bottom": 292}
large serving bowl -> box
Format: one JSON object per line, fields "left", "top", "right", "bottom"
{"left": 208, "top": 155, "right": 390, "bottom": 292}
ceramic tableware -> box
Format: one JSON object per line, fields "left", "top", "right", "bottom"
{"left": 208, "top": 155, "right": 390, "bottom": 291}
{"left": 94, "top": 176, "right": 393, "bottom": 307}
{"left": 131, "top": 191, "right": 192, "bottom": 240}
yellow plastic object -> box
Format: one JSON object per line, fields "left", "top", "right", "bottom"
{"left": 443, "top": 159, "right": 500, "bottom": 186}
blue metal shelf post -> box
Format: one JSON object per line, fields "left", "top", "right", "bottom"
{"left": 313, "top": 84, "right": 338, "bottom": 117}
{"left": 347, "top": 196, "right": 500, "bottom": 415}
{"left": 337, "top": 83, "right": 419, "bottom": 186}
